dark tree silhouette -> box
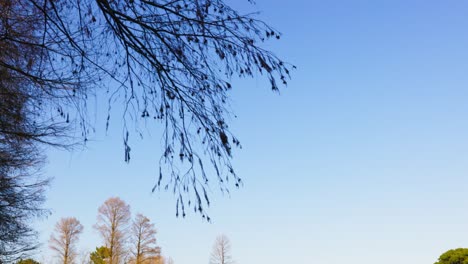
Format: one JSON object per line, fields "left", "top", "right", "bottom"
{"left": 1, "top": 0, "right": 293, "bottom": 219}
{"left": 0, "top": 1, "right": 67, "bottom": 260}
{"left": 0, "top": 100, "right": 50, "bottom": 263}
{"left": 0, "top": 83, "right": 50, "bottom": 262}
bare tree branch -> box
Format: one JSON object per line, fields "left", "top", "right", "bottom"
{"left": 94, "top": 197, "right": 131, "bottom": 264}
{"left": 1, "top": 0, "right": 294, "bottom": 220}
{"left": 49, "top": 217, "right": 84, "bottom": 264}
{"left": 209, "top": 234, "right": 234, "bottom": 264}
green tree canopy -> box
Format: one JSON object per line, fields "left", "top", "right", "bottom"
{"left": 90, "top": 246, "right": 111, "bottom": 264}
{"left": 16, "top": 259, "right": 40, "bottom": 264}
{"left": 435, "top": 248, "right": 468, "bottom": 264}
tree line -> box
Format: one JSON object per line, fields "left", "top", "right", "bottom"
{"left": 15, "top": 197, "right": 235, "bottom": 264}
{"left": 24, "top": 197, "right": 169, "bottom": 264}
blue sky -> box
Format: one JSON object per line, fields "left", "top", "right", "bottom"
{"left": 36, "top": 1, "right": 468, "bottom": 263}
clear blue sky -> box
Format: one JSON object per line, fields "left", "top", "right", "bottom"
{"left": 35, "top": 0, "right": 468, "bottom": 263}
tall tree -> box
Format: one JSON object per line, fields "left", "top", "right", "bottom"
{"left": 209, "top": 235, "right": 233, "bottom": 264}
{"left": 1, "top": 0, "right": 72, "bottom": 260}
{"left": 0, "top": 0, "right": 292, "bottom": 218}
{"left": 95, "top": 197, "right": 131, "bottom": 264}
{"left": 129, "top": 214, "right": 160, "bottom": 264}
{"left": 49, "top": 217, "right": 84, "bottom": 264}
{"left": 0, "top": 147, "right": 48, "bottom": 262}
{"left": 0, "top": 78, "right": 50, "bottom": 262}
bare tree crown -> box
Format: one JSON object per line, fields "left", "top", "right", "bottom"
{"left": 49, "top": 217, "right": 84, "bottom": 264}
{"left": 95, "top": 197, "right": 131, "bottom": 264}
{"left": 130, "top": 213, "right": 160, "bottom": 264}
{"left": 210, "top": 234, "right": 234, "bottom": 264}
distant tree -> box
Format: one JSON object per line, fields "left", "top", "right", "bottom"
{"left": 435, "top": 248, "right": 468, "bottom": 264}
{"left": 0, "top": 0, "right": 292, "bottom": 219}
{"left": 89, "top": 247, "right": 110, "bottom": 264}
{"left": 209, "top": 235, "right": 233, "bottom": 264}
{"left": 95, "top": 197, "right": 131, "bottom": 264}
{"left": 165, "top": 257, "right": 174, "bottom": 264}
{"left": 129, "top": 214, "right": 160, "bottom": 264}
{"left": 49, "top": 217, "right": 84, "bottom": 264}
{"left": 16, "top": 259, "right": 41, "bottom": 264}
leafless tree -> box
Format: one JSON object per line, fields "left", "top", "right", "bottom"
{"left": 1, "top": 0, "right": 293, "bottom": 219}
{"left": 0, "top": 0, "right": 74, "bottom": 260}
{"left": 0, "top": 161, "right": 49, "bottom": 262}
{"left": 129, "top": 214, "right": 160, "bottom": 264}
{"left": 165, "top": 257, "right": 174, "bottom": 264}
{"left": 209, "top": 235, "right": 233, "bottom": 264}
{"left": 0, "top": 0, "right": 74, "bottom": 145}
{"left": 138, "top": 255, "right": 164, "bottom": 264}
{"left": 95, "top": 197, "right": 131, "bottom": 264}
{"left": 49, "top": 217, "right": 84, "bottom": 264}
{"left": 0, "top": 62, "right": 50, "bottom": 261}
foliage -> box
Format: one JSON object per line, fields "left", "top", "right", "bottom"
{"left": 0, "top": 0, "right": 292, "bottom": 219}
{"left": 90, "top": 246, "right": 111, "bottom": 264}
{"left": 435, "top": 248, "right": 468, "bottom": 264}
{"left": 129, "top": 214, "right": 160, "bottom": 264}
